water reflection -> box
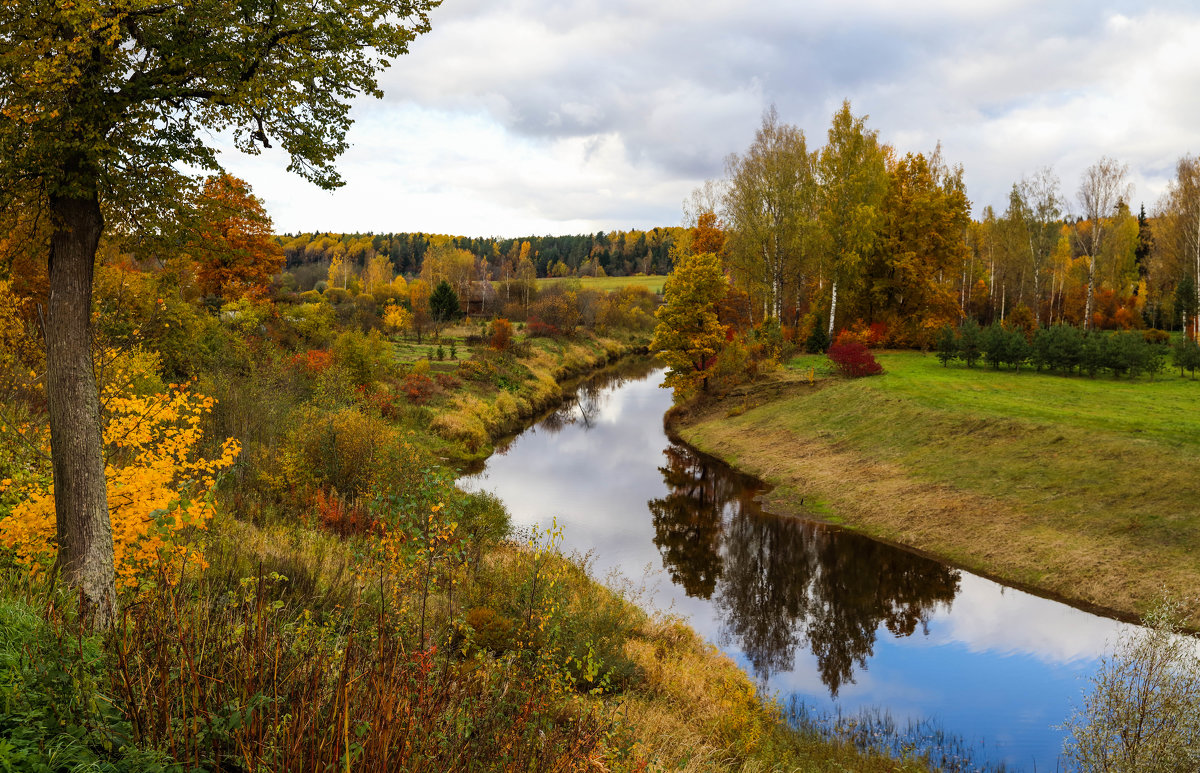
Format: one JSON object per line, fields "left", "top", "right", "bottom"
{"left": 461, "top": 363, "right": 1135, "bottom": 769}
{"left": 651, "top": 444, "right": 960, "bottom": 695}
{"left": 540, "top": 358, "right": 658, "bottom": 434}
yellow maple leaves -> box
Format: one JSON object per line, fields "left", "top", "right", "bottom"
{"left": 0, "top": 388, "right": 239, "bottom": 588}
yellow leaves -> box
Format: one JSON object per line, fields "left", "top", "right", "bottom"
{"left": 0, "top": 387, "right": 239, "bottom": 588}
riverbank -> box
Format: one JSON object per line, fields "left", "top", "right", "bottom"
{"left": 673, "top": 350, "right": 1200, "bottom": 627}
{"left": 419, "top": 329, "right": 650, "bottom": 462}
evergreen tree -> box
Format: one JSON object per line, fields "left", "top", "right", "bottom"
{"left": 935, "top": 325, "right": 958, "bottom": 366}
{"left": 1174, "top": 274, "right": 1197, "bottom": 333}
{"left": 981, "top": 324, "right": 1006, "bottom": 370}
{"left": 1173, "top": 335, "right": 1200, "bottom": 378}
{"left": 959, "top": 320, "right": 982, "bottom": 368}
{"left": 1080, "top": 332, "right": 1104, "bottom": 378}
{"left": 806, "top": 318, "right": 830, "bottom": 354}
{"left": 1004, "top": 327, "right": 1031, "bottom": 371}
{"left": 430, "top": 279, "right": 462, "bottom": 333}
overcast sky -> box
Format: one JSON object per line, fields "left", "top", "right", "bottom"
{"left": 221, "top": 0, "right": 1200, "bottom": 238}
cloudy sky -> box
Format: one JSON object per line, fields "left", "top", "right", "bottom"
{"left": 221, "top": 0, "right": 1200, "bottom": 238}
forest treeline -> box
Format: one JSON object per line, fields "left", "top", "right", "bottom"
{"left": 276, "top": 228, "right": 683, "bottom": 290}
{"left": 681, "top": 102, "right": 1200, "bottom": 349}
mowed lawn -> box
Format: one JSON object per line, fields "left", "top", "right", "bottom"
{"left": 535, "top": 275, "right": 666, "bottom": 293}
{"left": 867, "top": 351, "right": 1200, "bottom": 449}
{"left": 684, "top": 349, "right": 1200, "bottom": 622}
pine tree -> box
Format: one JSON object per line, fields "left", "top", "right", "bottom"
{"left": 935, "top": 324, "right": 958, "bottom": 366}
{"left": 806, "top": 318, "right": 830, "bottom": 354}
{"left": 959, "top": 320, "right": 982, "bottom": 368}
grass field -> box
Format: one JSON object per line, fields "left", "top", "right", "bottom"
{"left": 681, "top": 350, "right": 1200, "bottom": 624}
{"left": 535, "top": 275, "right": 666, "bottom": 293}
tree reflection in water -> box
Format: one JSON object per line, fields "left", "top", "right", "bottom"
{"left": 540, "top": 358, "right": 659, "bottom": 434}
{"left": 649, "top": 443, "right": 961, "bottom": 696}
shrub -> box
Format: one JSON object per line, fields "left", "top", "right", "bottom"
{"left": 324, "top": 287, "right": 350, "bottom": 304}
{"left": 489, "top": 318, "right": 514, "bottom": 350}
{"left": 827, "top": 338, "right": 883, "bottom": 378}
{"left": 1063, "top": 598, "right": 1200, "bottom": 772}
{"left": 331, "top": 328, "right": 390, "bottom": 386}
{"left": 402, "top": 373, "right": 437, "bottom": 404}
{"left": 280, "top": 407, "right": 388, "bottom": 501}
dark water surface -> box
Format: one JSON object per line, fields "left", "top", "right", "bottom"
{"left": 460, "top": 361, "right": 1133, "bottom": 771}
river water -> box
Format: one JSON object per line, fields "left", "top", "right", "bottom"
{"left": 459, "top": 359, "right": 1134, "bottom": 771}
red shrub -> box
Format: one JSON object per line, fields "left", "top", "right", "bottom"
{"left": 435, "top": 372, "right": 460, "bottom": 389}
{"left": 525, "top": 315, "right": 558, "bottom": 337}
{"left": 313, "top": 487, "right": 377, "bottom": 537}
{"left": 828, "top": 339, "right": 883, "bottom": 378}
{"left": 402, "top": 373, "right": 437, "bottom": 403}
{"left": 290, "top": 348, "right": 333, "bottom": 375}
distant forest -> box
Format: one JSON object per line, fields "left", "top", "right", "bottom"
{"left": 276, "top": 229, "right": 684, "bottom": 286}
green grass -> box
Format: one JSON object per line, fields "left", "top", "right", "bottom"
{"left": 683, "top": 350, "right": 1200, "bottom": 623}
{"left": 535, "top": 275, "right": 666, "bottom": 293}
{"left": 871, "top": 351, "right": 1200, "bottom": 448}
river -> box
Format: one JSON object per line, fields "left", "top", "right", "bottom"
{"left": 459, "top": 359, "right": 1135, "bottom": 771}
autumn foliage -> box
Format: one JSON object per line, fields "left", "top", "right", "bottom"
{"left": 0, "top": 388, "right": 239, "bottom": 587}
{"left": 191, "top": 174, "right": 284, "bottom": 300}
{"left": 828, "top": 336, "right": 884, "bottom": 378}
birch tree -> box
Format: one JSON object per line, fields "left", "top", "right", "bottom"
{"left": 1076, "top": 157, "right": 1132, "bottom": 329}
{"left": 816, "top": 101, "right": 888, "bottom": 338}
{"left": 722, "top": 107, "right": 816, "bottom": 323}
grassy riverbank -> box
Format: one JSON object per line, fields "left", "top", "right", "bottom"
{"left": 2, "top": 302, "right": 918, "bottom": 770}
{"left": 676, "top": 350, "right": 1200, "bottom": 626}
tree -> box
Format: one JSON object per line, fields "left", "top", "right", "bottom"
{"left": 1063, "top": 598, "right": 1200, "bottom": 772}
{"left": 1173, "top": 334, "right": 1200, "bottom": 378}
{"left": 0, "top": 0, "right": 435, "bottom": 621}
{"left": 408, "top": 279, "right": 432, "bottom": 344}
{"left": 191, "top": 174, "right": 283, "bottom": 300}
{"left": 651, "top": 252, "right": 728, "bottom": 400}
{"left": 1076, "top": 158, "right": 1133, "bottom": 329}
{"left": 959, "top": 319, "right": 982, "bottom": 367}
{"left": 867, "top": 148, "right": 971, "bottom": 339}
{"left": 383, "top": 304, "right": 412, "bottom": 339}
{"left": 429, "top": 279, "right": 462, "bottom": 335}
{"left": 722, "top": 107, "right": 816, "bottom": 323}
{"left": 1174, "top": 274, "right": 1197, "bottom": 335}
{"left": 1156, "top": 157, "right": 1200, "bottom": 338}
{"left": 817, "top": 101, "right": 889, "bottom": 338}
{"left": 935, "top": 325, "right": 958, "bottom": 366}
{"left": 1007, "top": 168, "right": 1064, "bottom": 327}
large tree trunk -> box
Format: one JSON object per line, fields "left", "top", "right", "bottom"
{"left": 46, "top": 182, "right": 115, "bottom": 626}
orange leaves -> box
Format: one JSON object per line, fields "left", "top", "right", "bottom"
{"left": 0, "top": 388, "right": 239, "bottom": 588}
{"left": 190, "top": 174, "right": 283, "bottom": 300}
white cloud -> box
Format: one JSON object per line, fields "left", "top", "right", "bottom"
{"left": 220, "top": 0, "right": 1200, "bottom": 234}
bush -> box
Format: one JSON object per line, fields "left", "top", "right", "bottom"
{"left": 324, "top": 287, "right": 351, "bottom": 304}
{"left": 402, "top": 372, "right": 437, "bottom": 404}
{"left": 1063, "top": 598, "right": 1200, "bottom": 772}
{"left": 827, "top": 338, "right": 883, "bottom": 378}
{"left": 489, "top": 318, "right": 514, "bottom": 350}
